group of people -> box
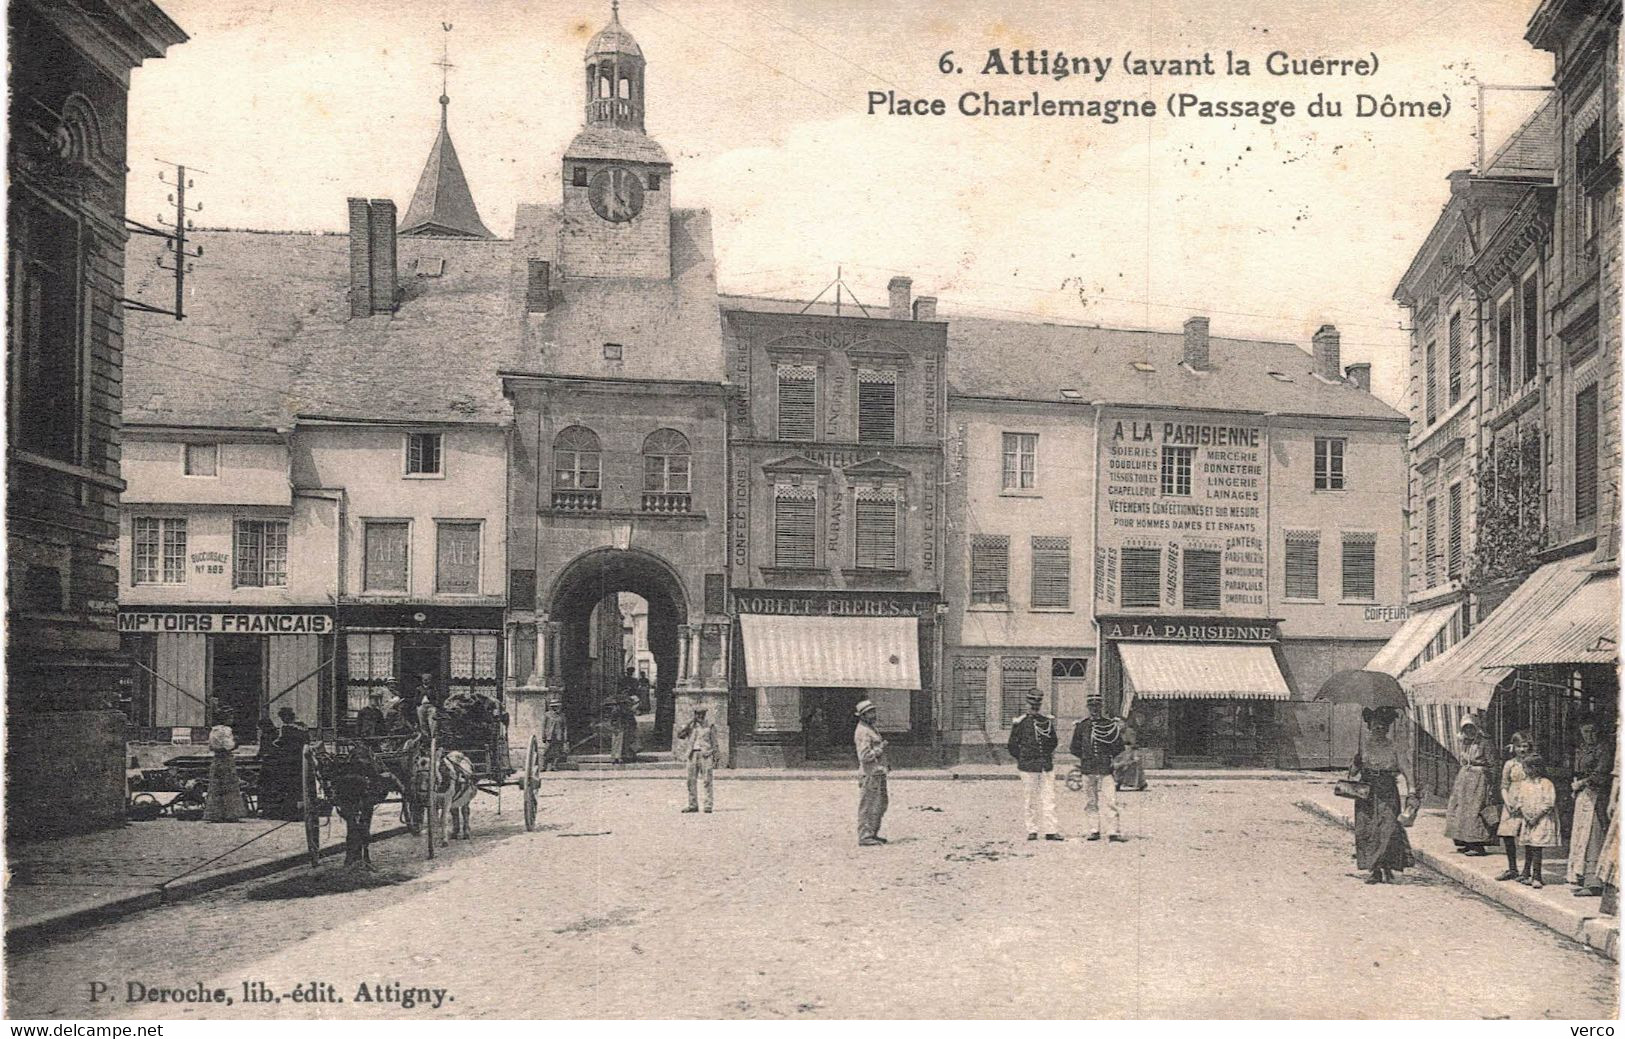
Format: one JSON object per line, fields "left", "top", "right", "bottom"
{"left": 1443, "top": 714, "right": 1617, "bottom": 899}
{"left": 201, "top": 703, "right": 309, "bottom": 823}
{"left": 1006, "top": 690, "right": 1135, "bottom": 843}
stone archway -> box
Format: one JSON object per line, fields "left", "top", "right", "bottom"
{"left": 548, "top": 548, "right": 688, "bottom": 750}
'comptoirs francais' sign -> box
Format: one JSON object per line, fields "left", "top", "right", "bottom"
{"left": 117, "top": 610, "right": 334, "bottom": 635}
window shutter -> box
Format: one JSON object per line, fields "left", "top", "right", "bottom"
{"left": 1498, "top": 300, "right": 1516, "bottom": 397}
{"left": 857, "top": 371, "right": 896, "bottom": 444}
{"left": 1520, "top": 276, "right": 1539, "bottom": 385}
{"left": 777, "top": 366, "right": 816, "bottom": 442}
{"left": 970, "top": 535, "right": 1010, "bottom": 605}
{"left": 1447, "top": 312, "right": 1463, "bottom": 405}
{"left": 1119, "top": 547, "right": 1161, "bottom": 608}
{"left": 855, "top": 492, "right": 898, "bottom": 569}
{"left": 1284, "top": 531, "right": 1320, "bottom": 600}
{"left": 999, "top": 656, "right": 1038, "bottom": 724}
{"left": 1425, "top": 498, "right": 1439, "bottom": 586}
{"left": 1182, "top": 548, "right": 1221, "bottom": 610}
{"left": 1342, "top": 534, "right": 1377, "bottom": 601}
{"left": 773, "top": 487, "right": 818, "bottom": 568}
{"left": 1446, "top": 483, "right": 1463, "bottom": 578}
{"left": 1030, "top": 536, "right": 1071, "bottom": 608}
{"left": 953, "top": 656, "right": 988, "bottom": 730}
{"left": 1425, "top": 341, "right": 1438, "bottom": 423}
{"left": 1576, "top": 384, "right": 1599, "bottom": 523}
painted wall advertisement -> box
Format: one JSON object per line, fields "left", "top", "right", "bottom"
{"left": 1095, "top": 412, "right": 1267, "bottom": 613}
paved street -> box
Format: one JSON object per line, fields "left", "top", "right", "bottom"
{"left": 6, "top": 777, "right": 1618, "bottom": 1020}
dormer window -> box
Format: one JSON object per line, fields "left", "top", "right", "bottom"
{"left": 184, "top": 443, "right": 218, "bottom": 477}
{"left": 406, "top": 432, "right": 444, "bottom": 476}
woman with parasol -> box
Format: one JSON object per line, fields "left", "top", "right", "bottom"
{"left": 1317, "top": 670, "right": 1420, "bottom": 883}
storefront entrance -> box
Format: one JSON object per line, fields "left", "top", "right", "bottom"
{"left": 801, "top": 688, "right": 865, "bottom": 759}
{"left": 209, "top": 637, "right": 264, "bottom": 739}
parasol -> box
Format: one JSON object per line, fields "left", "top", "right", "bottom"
{"left": 1315, "top": 669, "right": 1409, "bottom": 710}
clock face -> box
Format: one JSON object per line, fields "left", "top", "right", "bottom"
{"left": 588, "top": 166, "right": 645, "bottom": 223}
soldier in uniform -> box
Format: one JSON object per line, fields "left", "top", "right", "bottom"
{"left": 854, "top": 699, "right": 889, "bottom": 847}
{"left": 1070, "top": 692, "right": 1127, "bottom": 842}
{"left": 1008, "top": 689, "right": 1062, "bottom": 841}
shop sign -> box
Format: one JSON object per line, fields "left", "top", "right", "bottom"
{"left": 1363, "top": 605, "right": 1408, "bottom": 622}
{"left": 735, "top": 594, "right": 932, "bottom": 617}
{"left": 118, "top": 611, "right": 333, "bottom": 635}
{"left": 1100, "top": 617, "right": 1277, "bottom": 643}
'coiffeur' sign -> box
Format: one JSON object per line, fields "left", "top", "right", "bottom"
{"left": 117, "top": 611, "right": 333, "bottom": 635}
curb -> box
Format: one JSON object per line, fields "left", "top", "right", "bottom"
{"left": 1294, "top": 798, "right": 1619, "bottom": 961}
{"left": 6, "top": 824, "right": 409, "bottom": 949}
{"left": 540, "top": 769, "right": 1328, "bottom": 783}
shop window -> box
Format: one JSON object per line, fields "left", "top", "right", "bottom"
{"left": 1182, "top": 548, "right": 1221, "bottom": 611}
{"left": 970, "top": 535, "right": 1010, "bottom": 606}
{"left": 773, "top": 486, "right": 818, "bottom": 568}
{"left": 1520, "top": 275, "right": 1539, "bottom": 387}
{"left": 1001, "top": 432, "right": 1037, "bottom": 490}
{"left": 953, "top": 656, "right": 988, "bottom": 730}
{"left": 184, "top": 443, "right": 218, "bottom": 477}
{"left": 406, "top": 431, "right": 443, "bottom": 476}
{"left": 448, "top": 634, "right": 500, "bottom": 699}
{"left": 1447, "top": 311, "right": 1463, "bottom": 406}
{"left": 754, "top": 686, "right": 801, "bottom": 732}
{"left": 11, "top": 196, "right": 83, "bottom": 462}
{"left": 855, "top": 490, "right": 899, "bottom": 570}
{"left": 436, "top": 521, "right": 481, "bottom": 594}
{"left": 345, "top": 633, "right": 395, "bottom": 714}
{"left": 999, "top": 655, "right": 1038, "bottom": 724}
{"left": 1342, "top": 533, "right": 1377, "bottom": 601}
{"left": 1425, "top": 340, "right": 1438, "bottom": 425}
{"left": 1576, "top": 384, "right": 1599, "bottom": 524}
{"left": 1030, "top": 536, "right": 1071, "bottom": 609}
{"left": 1314, "top": 437, "right": 1345, "bottom": 491}
{"left": 1284, "top": 532, "right": 1320, "bottom": 600}
{"left": 1120, "top": 547, "right": 1161, "bottom": 609}
{"left": 234, "top": 519, "right": 288, "bottom": 588}
{"left": 776, "top": 365, "right": 816, "bottom": 441}
{"left": 132, "top": 517, "right": 187, "bottom": 585}
{"left": 1425, "top": 498, "right": 1439, "bottom": 587}
{"left": 1160, "top": 446, "right": 1194, "bottom": 496}
{"left": 857, "top": 370, "right": 896, "bottom": 444}
{"left": 1447, "top": 483, "right": 1463, "bottom": 579}
{"left": 364, "top": 521, "right": 410, "bottom": 592}
{"left": 1497, "top": 298, "right": 1516, "bottom": 401}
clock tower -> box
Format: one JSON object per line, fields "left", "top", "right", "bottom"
{"left": 561, "top": 2, "right": 672, "bottom": 279}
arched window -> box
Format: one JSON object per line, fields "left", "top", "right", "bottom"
{"left": 618, "top": 75, "right": 631, "bottom": 100}
{"left": 553, "top": 426, "right": 601, "bottom": 491}
{"left": 642, "top": 428, "right": 691, "bottom": 493}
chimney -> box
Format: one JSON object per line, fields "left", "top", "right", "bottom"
{"left": 1345, "top": 362, "right": 1372, "bottom": 392}
{"left": 912, "top": 296, "right": 938, "bottom": 322}
{"left": 1312, "top": 324, "right": 1341, "bottom": 380}
{"left": 368, "top": 198, "right": 398, "bottom": 315}
{"left": 347, "top": 198, "right": 372, "bottom": 318}
{"left": 1183, "top": 316, "right": 1211, "bottom": 370}
{"left": 888, "top": 276, "right": 912, "bottom": 320}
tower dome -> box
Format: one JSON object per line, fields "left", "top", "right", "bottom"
{"left": 583, "top": 1, "right": 645, "bottom": 131}
{"left": 587, "top": 1, "right": 642, "bottom": 59}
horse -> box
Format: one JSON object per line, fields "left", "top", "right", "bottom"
{"left": 428, "top": 749, "right": 478, "bottom": 842}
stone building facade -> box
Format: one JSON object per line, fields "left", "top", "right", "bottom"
{"left": 7, "top": 0, "right": 185, "bottom": 835}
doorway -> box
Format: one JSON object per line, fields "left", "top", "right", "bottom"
{"left": 802, "top": 688, "right": 864, "bottom": 760}
{"left": 400, "top": 641, "right": 446, "bottom": 703}
{"left": 210, "top": 636, "right": 264, "bottom": 740}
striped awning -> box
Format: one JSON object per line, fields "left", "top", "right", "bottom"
{"left": 1363, "top": 604, "right": 1459, "bottom": 677}
{"left": 1117, "top": 642, "right": 1291, "bottom": 701}
{"left": 1485, "top": 573, "right": 1619, "bottom": 668}
{"left": 1404, "top": 556, "right": 1597, "bottom": 707}
{"left": 738, "top": 614, "right": 920, "bottom": 690}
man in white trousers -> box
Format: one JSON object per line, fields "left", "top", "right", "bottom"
{"left": 1007, "top": 690, "right": 1062, "bottom": 841}
{"left": 1070, "top": 691, "right": 1127, "bottom": 842}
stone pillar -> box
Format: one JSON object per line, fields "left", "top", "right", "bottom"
{"left": 677, "top": 624, "right": 692, "bottom": 682}
{"left": 507, "top": 616, "right": 560, "bottom": 756}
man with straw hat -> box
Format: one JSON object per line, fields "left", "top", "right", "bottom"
{"left": 854, "top": 699, "right": 889, "bottom": 846}
{"left": 540, "top": 694, "right": 569, "bottom": 772}
{"left": 1008, "top": 689, "right": 1062, "bottom": 841}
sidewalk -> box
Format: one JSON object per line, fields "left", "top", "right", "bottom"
{"left": 4, "top": 813, "right": 405, "bottom": 948}
{"left": 1295, "top": 788, "right": 1619, "bottom": 961}
{"left": 540, "top": 766, "right": 1311, "bottom": 781}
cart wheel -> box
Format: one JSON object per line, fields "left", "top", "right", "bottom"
{"left": 524, "top": 735, "right": 540, "bottom": 832}
{"left": 425, "top": 733, "right": 437, "bottom": 861}
{"left": 302, "top": 748, "right": 322, "bottom": 869}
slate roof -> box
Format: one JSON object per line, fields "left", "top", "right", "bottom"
{"left": 587, "top": 8, "right": 642, "bottom": 58}
{"left": 564, "top": 127, "right": 669, "bottom": 165}
{"left": 400, "top": 103, "right": 495, "bottom": 239}
{"left": 1484, "top": 94, "right": 1558, "bottom": 179}
{"left": 510, "top": 203, "right": 724, "bottom": 381}
{"left": 720, "top": 295, "right": 1403, "bottom": 422}
{"left": 123, "top": 229, "right": 519, "bottom": 428}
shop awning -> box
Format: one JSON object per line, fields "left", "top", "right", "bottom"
{"left": 1363, "top": 604, "right": 1458, "bottom": 677}
{"left": 1485, "top": 573, "right": 1619, "bottom": 668}
{"left": 738, "top": 614, "right": 920, "bottom": 690}
{"left": 1117, "top": 642, "right": 1291, "bottom": 701}
{"left": 1404, "top": 556, "right": 1597, "bottom": 707}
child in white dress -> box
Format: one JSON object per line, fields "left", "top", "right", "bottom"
{"left": 1517, "top": 755, "right": 1561, "bottom": 889}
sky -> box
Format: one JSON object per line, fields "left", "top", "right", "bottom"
{"left": 124, "top": 0, "right": 1557, "bottom": 408}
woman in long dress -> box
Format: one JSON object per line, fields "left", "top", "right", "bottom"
{"left": 1568, "top": 722, "right": 1611, "bottom": 893}
{"left": 203, "top": 707, "right": 247, "bottom": 823}
{"left": 1354, "top": 707, "right": 1417, "bottom": 884}
{"left": 1444, "top": 713, "right": 1498, "bottom": 854}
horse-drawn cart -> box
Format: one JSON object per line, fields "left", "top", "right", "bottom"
{"left": 300, "top": 713, "right": 543, "bottom": 867}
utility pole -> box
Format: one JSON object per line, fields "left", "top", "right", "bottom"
{"left": 121, "top": 160, "right": 204, "bottom": 320}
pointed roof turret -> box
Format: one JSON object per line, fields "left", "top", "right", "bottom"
{"left": 400, "top": 27, "right": 493, "bottom": 239}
